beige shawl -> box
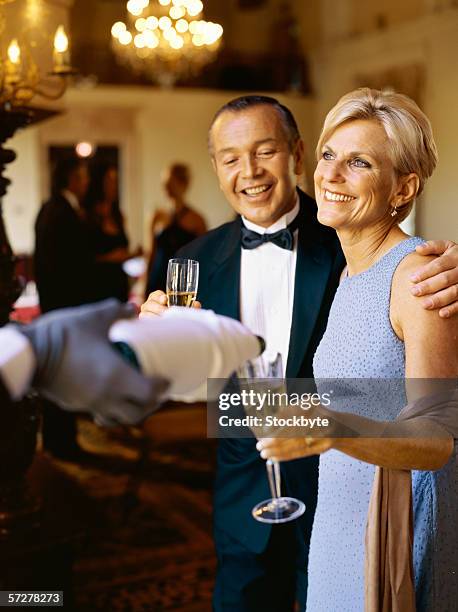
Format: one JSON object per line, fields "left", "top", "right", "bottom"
{"left": 365, "top": 389, "right": 458, "bottom": 612}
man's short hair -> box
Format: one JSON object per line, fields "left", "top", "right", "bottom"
{"left": 52, "top": 158, "right": 86, "bottom": 194}
{"left": 208, "top": 95, "right": 301, "bottom": 155}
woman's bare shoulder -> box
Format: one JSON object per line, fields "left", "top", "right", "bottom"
{"left": 391, "top": 250, "right": 458, "bottom": 377}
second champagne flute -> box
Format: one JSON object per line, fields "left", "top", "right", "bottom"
{"left": 166, "top": 258, "right": 199, "bottom": 307}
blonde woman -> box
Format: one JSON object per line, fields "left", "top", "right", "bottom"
{"left": 258, "top": 89, "right": 458, "bottom": 611}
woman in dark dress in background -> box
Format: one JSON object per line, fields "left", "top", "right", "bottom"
{"left": 85, "top": 163, "right": 130, "bottom": 302}
{"left": 145, "top": 163, "right": 207, "bottom": 295}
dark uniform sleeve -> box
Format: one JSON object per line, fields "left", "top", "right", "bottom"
{"left": 0, "top": 374, "right": 12, "bottom": 403}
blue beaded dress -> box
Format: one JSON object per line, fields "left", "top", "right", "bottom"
{"left": 308, "top": 237, "right": 458, "bottom": 612}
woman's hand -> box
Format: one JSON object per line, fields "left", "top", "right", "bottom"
{"left": 256, "top": 437, "right": 333, "bottom": 461}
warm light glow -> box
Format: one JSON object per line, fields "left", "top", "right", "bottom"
{"left": 192, "top": 34, "right": 204, "bottom": 46}
{"left": 126, "top": 0, "right": 144, "bottom": 16}
{"left": 7, "top": 39, "right": 21, "bottom": 64}
{"left": 159, "top": 16, "right": 172, "bottom": 30}
{"left": 119, "top": 30, "right": 133, "bottom": 45}
{"left": 134, "top": 34, "right": 145, "bottom": 48}
{"left": 169, "top": 35, "right": 184, "bottom": 49}
{"left": 169, "top": 5, "right": 185, "bottom": 19}
{"left": 53, "top": 25, "right": 69, "bottom": 53}
{"left": 111, "top": 21, "right": 126, "bottom": 38}
{"left": 110, "top": 0, "right": 223, "bottom": 86}
{"left": 175, "top": 18, "right": 189, "bottom": 33}
{"left": 135, "top": 18, "right": 147, "bottom": 32}
{"left": 187, "top": 0, "right": 203, "bottom": 17}
{"left": 75, "top": 142, "right": 94, "bottom": 158}
{"left": 143, "top": 30, "right": 159, "bottom": 48}
{"left": 146, "top": 16, "right": 159, "bottom": 29}
{"left": 203, "top": 22, "right": 223, "bottom": 44}
{"left": 163, "top": 28, "right": 175, "bottom": 41}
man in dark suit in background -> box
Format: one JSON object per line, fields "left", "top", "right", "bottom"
{"left": 141, "top": 96, "right": 458, "bottom": 611}
{"left": 34, "top": 158, "right": 96, "bottom": 459}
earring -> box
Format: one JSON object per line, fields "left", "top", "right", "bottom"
{"left": 390, "top": 205, "right": 398, "bottom": 217}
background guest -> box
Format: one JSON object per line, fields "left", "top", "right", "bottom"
{"left": 145, "top": 162, "right": 207, "bottom": 295}
{"left": 84, "top": 163, "right": 130, "bottom": 302}
{"left": 34, "top": 157, "right": 96, "bottom": 460}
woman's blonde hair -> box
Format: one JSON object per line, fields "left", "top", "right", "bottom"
{"left": 316, "top": 88, "right": 438, "bottom": 222}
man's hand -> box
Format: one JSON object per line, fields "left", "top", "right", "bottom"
{"left": 412, "top": 240, "right": 458, "bottom": 318}
{"left": 140, "top": 290, "right": 202, "bottom": 318}
{"left": 19, "top": 299, "right": 169, "bottom": 426}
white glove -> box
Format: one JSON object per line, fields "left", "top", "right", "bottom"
{"left": 109, "top": 307, "right": 264, "bottom": 402}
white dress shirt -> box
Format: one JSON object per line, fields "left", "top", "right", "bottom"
{"left": 61, "top": 189, "right": 80, "bottom": 212}
{"left": 240, "top": 196, "right": 299, "bottom": 375}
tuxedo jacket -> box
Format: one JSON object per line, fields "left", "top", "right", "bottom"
{"left": 177, "top": 189, "right": 345, "bottom": 554}
{"left": 34, "top": 194, "right": 96, "bottom": 313}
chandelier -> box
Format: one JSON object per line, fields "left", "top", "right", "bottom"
{"left": 0, "top": 0, "right": 74, "bottom": 107}
{"left": 111, "top": 0, "right": 223, "bottom": 87}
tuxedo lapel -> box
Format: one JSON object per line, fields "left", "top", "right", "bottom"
{"left": 286, "top": 194, "right": 334, "bottom": 377}
{"left": 204, "top": 219, "right": 241, "bottom": 321}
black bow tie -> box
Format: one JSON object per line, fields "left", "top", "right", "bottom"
{"left": 241, "top": 213, "right": 300, "bottom": 251}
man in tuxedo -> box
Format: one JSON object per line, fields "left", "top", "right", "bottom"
{"left": 34, "top": 158, "right": 96, "bottom": 458}
{"left": 141, "top": 95, "right": 458, "bottom": 611}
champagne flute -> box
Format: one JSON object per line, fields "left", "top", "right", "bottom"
{"left": 238, "top": 353, "right": 306, "bottom": 524}
{"left": 166, "top": 258, "right": 199, "bottom": 307}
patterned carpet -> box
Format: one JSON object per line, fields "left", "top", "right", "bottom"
{"left": 49, "top": 404, "right": 217, "bottom": 611}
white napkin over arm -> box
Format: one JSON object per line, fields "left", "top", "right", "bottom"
{"left": 109, "top": 307, "right": 262, "bottom": 402}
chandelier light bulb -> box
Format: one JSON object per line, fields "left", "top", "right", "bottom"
{"left": 7, "top": 39, "right": 21, "bottom": 64}
{"left": 119, "top": 30, "right": 133, "bottom": 45}
{"left": 175, "top": 18, "right": 189, "bottom": 33}
{"left": 54, "top": 26, "right": 69, "bottom": 53}
{"left": 159, "top": 16, "right": 172, "bottom": 30}
{"left": 143, "top": 30, "right": 159, "bottom": 47}
{"left": 163, "top": 27, "right": 176, "bottom": 41}
{"left": 134, "top": 33, "right": 146, "bottom": 48}
{"left": 187, "top": 0, "right": 203, "bottom": 17}
{"left": 192, "top": 33, "right": 204, "bottom": 46}
{"left": 159, "top": 0, "right": 171, "bottom": 5}
{"left": 169, "top": 5, "right": 185, "bottom": 19}
{"left": 135, "top": 18, "right": 147, "bottom": 31}
{"left": 111, "top": 21, "right": 127, "bottom": 38}
{"left": 146, "top": 16, "right": 159, "bottom": 29}
{"left": 170, "top": 36, "right": 184, "bottom": 49}
{"left": 127, "top": 0, "right": 144, "bottom": 16}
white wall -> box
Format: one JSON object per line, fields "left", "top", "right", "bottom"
{"left": 3, "top": 86, "right": 315, "bottom": 253}
{"left": 2, "top": 126, "right": 41, "bottom": 254}
{"left": 309, "top": 7, "right": 458, "bottom": 240}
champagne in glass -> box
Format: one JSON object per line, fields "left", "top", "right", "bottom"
{"left": 166, "top": 258, "right": 199, "bottom": 308}
{"left": 167, "top": 291, "right": 197, "bottom": 307}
